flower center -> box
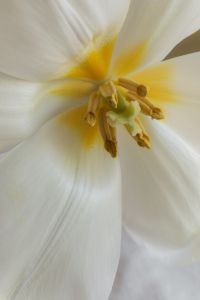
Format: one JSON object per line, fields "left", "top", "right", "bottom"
{"left": 85, "top": 78, "right": 164, "bottom": 158}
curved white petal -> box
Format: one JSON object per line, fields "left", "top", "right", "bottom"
{"left": 0, "top": 0, "right": 129, "bottom": 80}
{"left": 130, "top": 52, "right": 200, "bottom": 153}
{"left": 0, "top": 107, "right": 121, "bottom": 299}
{"left": 110, "top": 230, "right": 200, "bottom": 300}
{"left": 0, "top": 74, "right": 40, "bottom": 152}
{"left": 66, "top": 0, "right": 129, "bottom": 35}
{"left": 111, "top": 0, "right": 200, "bottom": 76}
{"left": 119, "top": 121, "right": 200, "bottom": 251}
{"left": 0, "top": 74, "right": 93, "bottom": 153}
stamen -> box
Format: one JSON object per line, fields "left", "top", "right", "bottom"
{"left": 85, "top": 92, "right": 100, "bottom": 127}
{"left": 125, "top": 118, "right": 151, "bottom": 149}
{"left": 135, "top": 95, "right": 164, "bottom": 119}
{"left": 83, "top": 77, "right": 164, "bottom": 157}
{"left": 127, "top": 92, "right": 164, "bottom": 120}
{"left": 151, "top": 107, "right": 164, "bottom": 120}
{"left": 125, "top": 126, "right": 151, "bottom": 149}
{"left": 134, "top": 133, "right": 151, "bottom": 149}
{"left": 135, "top": 118, "right": 151, "bottom": 149}
{"left": 118, "top": 77, "right": 148, "bottom": 97}
{"left": 98, "top": 108, "right": 117, "bottom": 157}
{"left": 126, "top": 92, "right": 152, "bottom": 116}
{"left": 99, "top": 81, "right": 118, "bottom": 108}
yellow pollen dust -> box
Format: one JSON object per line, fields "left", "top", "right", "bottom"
{"left": 84, "top": 78, "right": 164, "bottom": 158}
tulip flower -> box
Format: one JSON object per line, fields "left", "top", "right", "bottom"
{"left": 0, "top": 0, "right": 200, "bottom": 299}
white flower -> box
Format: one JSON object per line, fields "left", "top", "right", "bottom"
{"left": 0, "top": 0, "right": 200, "bottom": 299}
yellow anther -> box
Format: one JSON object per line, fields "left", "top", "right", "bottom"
{"left": 98, "top": 108, "right": 117, "bottom": 158}
{"left": 134, "top": 133, "right": 151, "bottom": 149}
{"left": 118, "top": 77, "right": 148, "bottom": 97}
{"left": 85, "top": 112, "right": 96, "bottom": 127}
{"left": 125, "top": 118, "right": 151, "bottom": 149}
{"left": 135, "top": 95, "right": 164, "bottom": 120}
{"left": 104, "top": 139, "right": 117, "bottom": 158}
{"left": 99, "top": 81, "right": 118, "bottom": 108}
{"left": 127, "top": 91, "right": 164, "bottom": 120}
{"left": 151, "top": 107, "right": 164, "bottom": 120}
{"left": 137, "top": 84, "right": 148, "bottom": 97}
{"left": 135, "top": 118, "right": 151, "bottom": 149}
{"left": 85, "top": 92, "right": 100, "bottom": 127}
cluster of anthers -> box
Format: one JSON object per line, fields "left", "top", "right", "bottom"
{"left": 85, "top": 78, "right": 164, "bottom": 158}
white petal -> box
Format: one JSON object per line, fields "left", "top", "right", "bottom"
{"left": 0, "top": 107, "right": 121, "bottom": 299}
{"left": 130, "top": 52, "right": 200, "bottom": 153}
{"left": 159, "top": 53, "right": 200, "bottom": 153}
{"left": 0, "top": 74, "right": 40, "bottom": 152}
{"left": 0, "top": 0, "right": 129, "bottom": 80}
{"left": 0, "top": 74, "right": 90, "bottom": 152}
{"left": 119, "top": 121, "right": 200, "bottom": 251}
{"left": 111, "top": 0, "right": 200, "bottom": 76}
{"left": 66, "top": 0, "right": 129, "bottom": 35}
{"left": 110, "top": 230, "right": 200, "bottom": 300}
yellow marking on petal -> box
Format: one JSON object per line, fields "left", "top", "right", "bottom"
{"left": 113, "top": 42, "right": 148, "bottom": 76}
{"left": 66, "top": 36, "right": 116, "bottom": 81}
{"left": 59, "top": 106, "right": 100, "bottom": 149}
{"left": 131, "top": 63, "right": 178, "bottom": 105}
{"left": 49, "top": 80, "right": 93, "bottom": 98}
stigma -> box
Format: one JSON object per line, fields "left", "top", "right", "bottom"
{"left": 85, "top": 78, "right": 164, "bottom": 158}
